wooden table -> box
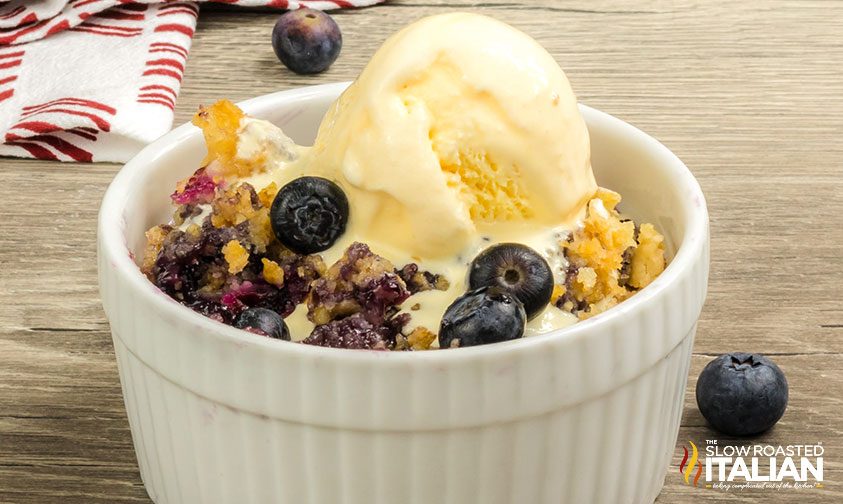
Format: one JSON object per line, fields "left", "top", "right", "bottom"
{"left": 1, "top": 1, "right": 841, "bottom": 502}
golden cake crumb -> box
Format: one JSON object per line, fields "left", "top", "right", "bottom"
{"left": 142, "top": 226, "right": 169, "bottom": 274}
{"left": 248, "top": 207, "right": 273, "bottom": 253}
{"left": 629, "top": 223, "right": 665, "bottom": 289}
{"left": 206, "top": 182, "right": 274, "bottom": 253}
{"left": 262, "top": 258, "right": 285, "bottom": 287}
{"left": 222, "top": 239, "right": 249, "bottom": 274}
{"left": 258, "top": 182, "right": 279, "bottom": 209}
{"left": 595, "top": 187, "right": 621, "bottom": 210}
{"left": 211, "top": 184, "right": 259, "bottom": 228}
{"left": 562, "top": 189, "right": 666, "bottom": 320}
{"left": 551, "top": 284, "right": 566, "bottom": 305}
{"left": 564, "top": 194, "right": 635, "bottom": 306}
{"left": 185, "top": 223, "right": 201, "bottom": 238}
{"left": 575, "top": 267, "right": 598, "bottom": 292}
{"left": 584, "top": 296, "right": 619, "bottom": 319}
{"left": 192, "top": 100, "right": 264, "bottom": 178}
{"left": 407, "top": 327, "right": 437, "bottom": 350}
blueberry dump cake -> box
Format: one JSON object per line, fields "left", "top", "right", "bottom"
{"left": 140, "top": 14, "right": 667, "bottom": 350}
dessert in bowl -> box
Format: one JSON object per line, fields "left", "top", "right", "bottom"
{"left": 98, "top": 13, "right": 709, "bottom": 504}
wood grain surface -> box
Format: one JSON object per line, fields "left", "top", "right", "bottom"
{"left": 1, "top": 1, "right": 842, "bottom": 502}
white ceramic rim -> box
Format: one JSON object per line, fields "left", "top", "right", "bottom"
{"left": 99, "top": 81, "right": 707, "bottom": 364}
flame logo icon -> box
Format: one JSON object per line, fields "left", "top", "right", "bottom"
{"left": 679, "top": 441, "right": 703, "bottom": 486}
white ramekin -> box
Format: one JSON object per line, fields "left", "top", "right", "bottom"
{"left": 98, "top": 82, "right": 709, "bottom": 504}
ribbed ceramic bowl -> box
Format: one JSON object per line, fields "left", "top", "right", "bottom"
{"left": 98, "top": 82, "right": 709, "bottom": 504}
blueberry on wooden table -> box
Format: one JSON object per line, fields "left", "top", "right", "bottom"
{"left": 695, "top": 353, "right": 788, "bottom": 436}
{"left": 272, "top": 9, "right": 342, "bottom": 75}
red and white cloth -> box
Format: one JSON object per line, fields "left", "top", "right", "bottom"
{"left": 0, "top": 0, "right": 383, "bottom": 163}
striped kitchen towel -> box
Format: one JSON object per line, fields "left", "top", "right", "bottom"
{"left": 0, "top": 0, "right": 384, "bottom": 163}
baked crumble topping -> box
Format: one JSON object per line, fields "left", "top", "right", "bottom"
{"left": 141, "top": 104, "right": 667, "bottom": 349}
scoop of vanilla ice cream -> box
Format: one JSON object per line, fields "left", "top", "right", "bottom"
{"left": 305, "top": 13, "right": 596, "bottom": 259}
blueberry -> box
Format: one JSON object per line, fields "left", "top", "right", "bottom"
{"left": 271, "top": 9, "right": 342, "bottom": 75}
{"left": 468, "top": 243, "right": 554, "bottom": 320}
{"left": 439, "top": 286, "right": 526, "bottom": 348}
{"left": 695, "top": 353, "right": 788, "bottom": 436}
{"left": 234, "top": 307, "right": 290, "bottom": 340}
{"left": 270, "top": 176, "right": 349, "bottom": 254}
